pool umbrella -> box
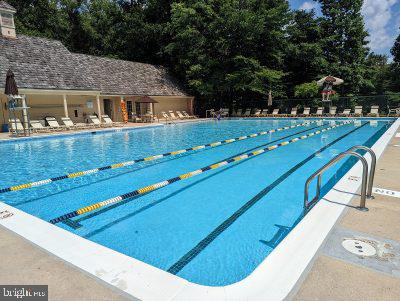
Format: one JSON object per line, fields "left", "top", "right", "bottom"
{"left": 4, "top": 69, "right": 19, "bottom": 95}
{"left": 317, "top": 75, "right": 344, "bottom": 86}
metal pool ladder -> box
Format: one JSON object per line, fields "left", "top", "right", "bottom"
{"left": 304, "top": 145, "right": 376, "bottom": 213}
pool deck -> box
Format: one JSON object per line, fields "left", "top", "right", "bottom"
{"left": 293, "top": 123, "right": 400, "bottom": 300}
{"left": 0, "top": 119, "right": 399, "bottom": 300}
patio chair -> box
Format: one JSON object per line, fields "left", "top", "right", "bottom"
{"left": 101, "top": 115, "right": 124, "bottom": 127}
{"left": 220, "top": 108, "right": 230, "bottom": 117}
{"left": 182, "top": 111, "right": 197, "bottom": 119}
{"left": 328, "top": 106, "right": 337, "bottom": 117}
{"left": 313, "top": 107, "right": 324, "bottom": 116}
{"left": 168, "top": 110, "right": 178, "bottom": 120}
{"left": 301, "top": 107, "right": 310, "bottom": 117}
{"left": 88, "top": 115, "right": 107, "bottom": 127}
{"left": 243, "top": 109, "right": 251, "bottom": 117}
{"left": 131, "top": 112, "right": 143, "bottom": 123}
{"left": 30, "top": 120, "right": 51, "bottom": 132}
{"left": 61, "top": 117, "right": 89, "bottom": 130}
{"left": 176, "top": 111, "right": 186, "bottom": 119}
{"left": 353, "top": 106, "right": 363, "bottom": 117}
{"left": 388, "top": 107, "right": 400, "bottom": 116}
{"left": 289, "top": 107, "right": 297, "bottom": 117}
{"left": 45, "top": 117, "right": 66, "bottom": 131}
{"left": 9, "top": 118, "right": 25, "bottom": 135}
{"left": 367, "top": 105, "right": 379, "bottom": 117}
{"left": 253, "top": 109, "right": 262, "bottom": 117}
{"left": 338, "top": 109, "right": 351, "bottom": 117}
{"left": 266, "top": 108, "right": 279, "bottom": 117}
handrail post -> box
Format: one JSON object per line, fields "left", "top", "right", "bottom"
{"left": 348, "top": 146, "right": 376, "bottom": 198}
{"left": 304, "top": 150, "right": 370, "bottom": 213}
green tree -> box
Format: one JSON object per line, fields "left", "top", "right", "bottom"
{"left": 391, "top": 30, "right": 400, "bottom": 63}
{"left": 294, "top": 82, "right": 319, "bottom": 98}
{"left": 318, "top": 0, "right": 369, "bottom": 95}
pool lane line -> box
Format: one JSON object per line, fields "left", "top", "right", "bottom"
{"left": 49, "top": 120, "right": 354, "bottom": 224}
{"left": 73, "top": 122, "right": 327, "bottom": 226}
{"left": 0, "top": 120, "right": 322, "bottom": 195}
{"left": 167, "top": 122, "right": 368, "bottom": 275}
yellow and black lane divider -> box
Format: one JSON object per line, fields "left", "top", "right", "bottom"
{"left": 49, "top": 120, "right": 354, "bottom": 224}
{"left": 0, "top": 120, "right": 322, "bottom": 195}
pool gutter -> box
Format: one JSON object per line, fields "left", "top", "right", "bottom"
{"left": 0, "top": 118, "right": 399, "bottom": 301}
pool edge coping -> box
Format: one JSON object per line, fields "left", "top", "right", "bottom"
{"left": 0, "top": 117, "right": 398, "bottom": 301}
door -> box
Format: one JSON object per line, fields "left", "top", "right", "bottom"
{"left": 103, "top": 99, "right": 112, "bottom": 118}
{"left": 127, "top": 101, "right": 133, "bottom": 120}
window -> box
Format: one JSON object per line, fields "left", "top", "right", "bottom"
{"left": 74, "top": 110, "right": 78, "bottom": 117}
{"left": 1, "top": 13, "right": 14, "bottom": 27}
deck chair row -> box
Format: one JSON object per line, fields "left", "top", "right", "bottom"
{"left": 161, "top": 110, "right": 198, "bottom": 120}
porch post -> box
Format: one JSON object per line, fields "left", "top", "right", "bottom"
{"left": 96, "top": 94, "right": 101, "bottom": 121}
{"left": 63, "top": 94, "right": 68, "bottom": 117}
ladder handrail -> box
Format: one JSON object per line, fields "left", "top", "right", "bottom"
{"left": 304, "top": 150, "right": 370, "bottom": 212}
{"left": 347, "top": 145, "right": 376, "bottom": 198}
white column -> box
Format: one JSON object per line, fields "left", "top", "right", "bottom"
{"left": 63, "top": 94, "right": 68, "bottom": 117}
{"left": 96, "top": 94, "right": 101, "bottom": 121}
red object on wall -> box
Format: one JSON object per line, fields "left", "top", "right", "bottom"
{"left": 120, "top": 99, "right": 128, "bottom": 123}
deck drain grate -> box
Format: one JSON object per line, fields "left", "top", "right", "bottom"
{"left": 342, "top": 239, "right": 377, "bottom": 257}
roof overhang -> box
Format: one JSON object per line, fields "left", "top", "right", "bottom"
{"left": 16, "top": 88, "right": 101, "bottom": 96}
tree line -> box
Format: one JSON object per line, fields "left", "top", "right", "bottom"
{"left": 7, "top": 0, "right": 400, "bottom": 112}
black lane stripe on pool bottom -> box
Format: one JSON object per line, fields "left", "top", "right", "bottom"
{"left": 69, "top": 123, "right": 326, "bottom": 227}
{"left": 167, "top": 122, "right": 368, "bottom": 275}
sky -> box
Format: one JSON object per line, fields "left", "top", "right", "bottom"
{"left": 289, "top": 0, "right": 400, "bottom": 58}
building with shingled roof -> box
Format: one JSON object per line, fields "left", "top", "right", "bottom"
{"left": 0, "top": 1, "right": 193, "bottom": 129}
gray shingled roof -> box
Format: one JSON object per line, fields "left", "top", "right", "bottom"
{"left": 0, "top": 34, "right": 187, "bottom": 96}
{"left": 0, "top": 1, "right": 16, "bottom": 12}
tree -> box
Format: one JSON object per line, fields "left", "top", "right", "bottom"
{"left": 391, "top": 31, "right": 400, "bottom": 64}
{"left": 294, "top": 82, "right": 319, "bottom": 98}
{"left": 318, "top": 0, "right": 369, "bottom": 95}
{"left": 284, "top": 10, "right": 326, "bottom": 96}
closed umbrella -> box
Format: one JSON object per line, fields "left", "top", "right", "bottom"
{"left": 4, "top": 69, "right": 19, "bottom": 95}
{"left": 267, "top": 90, "right": 273, "bottom": 107}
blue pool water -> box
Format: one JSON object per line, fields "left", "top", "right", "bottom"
{"left": 0, "top": 118, "right": 394, "bottom": 286}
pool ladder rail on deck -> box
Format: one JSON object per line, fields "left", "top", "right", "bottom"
{"left": 304, "top": 145, "right": 376, "bottom": 213}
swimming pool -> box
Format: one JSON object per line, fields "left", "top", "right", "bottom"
{"left": 0, "top": 118, "right": 395, "bottom": 287}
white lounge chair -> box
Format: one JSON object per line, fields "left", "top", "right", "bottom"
{"left": 30, "top": 120, "right": 51, "bottom": 132}
{"left": 45, "top": 117, "right": 66, "bottom": 131}
{"left": 289, "top": 107, "right": 297, "bottom": 117}
{"left": 253, "top": 109, "right": 262, "bottom": 117}
{"left": 236, "top": 109, "right": 243, "bottom": 117}
{"left": 168, "top": 110, "right": 178, "bottom": 120}
{"left": 367, "top": 105, "right": 379, "bottom": 117}
{"left": 243, "top": 109, "right": 251, "bottom": 117}
{"left": 268, "top": 108, "right": 280, "bottom": 117}
{"left": 302, "top": 107, "right": 310, "bottom": 116}
{"left": 353, "top": 106, "right": 363, "bottom": 117}
{"left": 182, "top": 110, "right": 197, "bottom": 119}
{"left": 9, "top": 118, "right": 25, "bottom": 135}
{"left": 220, "top": 108, "right": 229, "bottom": 117}
{"left": 176, "top": 111, "right": 186, "bottom": 119}
{"left": 61, "top": 117, "right": 88, "bottom": 130}
{"left": 328, "top": 106, "right": 337, "bottom": 116}
{"left": 339, "top": 109, "right": 351, "bottom": 117}
{"left": 101, "top": 115, "right": 124, "bottom": 127}
{"left": 88, "top": 115, "right": 107, "bottom": 127}
{"left": 313, "top": 107, "right": 324, "bottom": 116}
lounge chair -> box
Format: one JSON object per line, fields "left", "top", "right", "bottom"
{"left": 289, "top": 107, "right": 297, "bottom": 117}
{"left": 88, "top": 115, "right": 107, "bottom": 127}
{"left": 220, "top": 108, "right": 229, "bottom": 117}
{"left": 301, "top": 107, "right": 310, "bottom": 117}
{"left": 45, "top": 117, "right": 66, "bottom": 131}
{"left": 313, "top": 107, "right": 324, "bottom": 117}
{"left": 9, "top": 118, "right": 25, "bottom": 135}
{"left": 30, "top": 120, "right": 51, "bottom": 132}
{"left": 101, "top": 115, "right": 124, "bottom": 127}
{"left": 328, "top": 106, "right": 337, "bottom": 117}
{"left": 182, "top": 111, "right": 196, "bottom": 119}
{"left": 61, "top": 117, "right": 88, "bottom": 130}
{"left": 168, "top": 110, "right": 178, "bottom": 120}
{"left": 176, "top": 111, "right": 186, "bottom": 119}
{"left": 339, "top": 109, "right": 351, "bottom": 117}
{"left": 367, "top": 105, "right": 379, "bottom": 117}
{"left": 243, "top": 109, "right": 251, "bottom": 117}
{"left": 353, "top": 106, "right": 363, "bottom": 117}
{"left": 388, "top": 107, "right": 400, "bottom": 116}
{"left": 253, "top": 109, "right": 262, "bottom": 117}
{"left": 236, "top": 109, "right": 243, "bottom": 117}
{"left": 267, "top": 108, "right": 280, "bottom": 117}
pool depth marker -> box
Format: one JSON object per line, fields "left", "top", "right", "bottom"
{"left": 0, "top": 120, "right": 322, "bottom": 194}
{"left": 49, "top": 120, "right": 354, "bottom": 224}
